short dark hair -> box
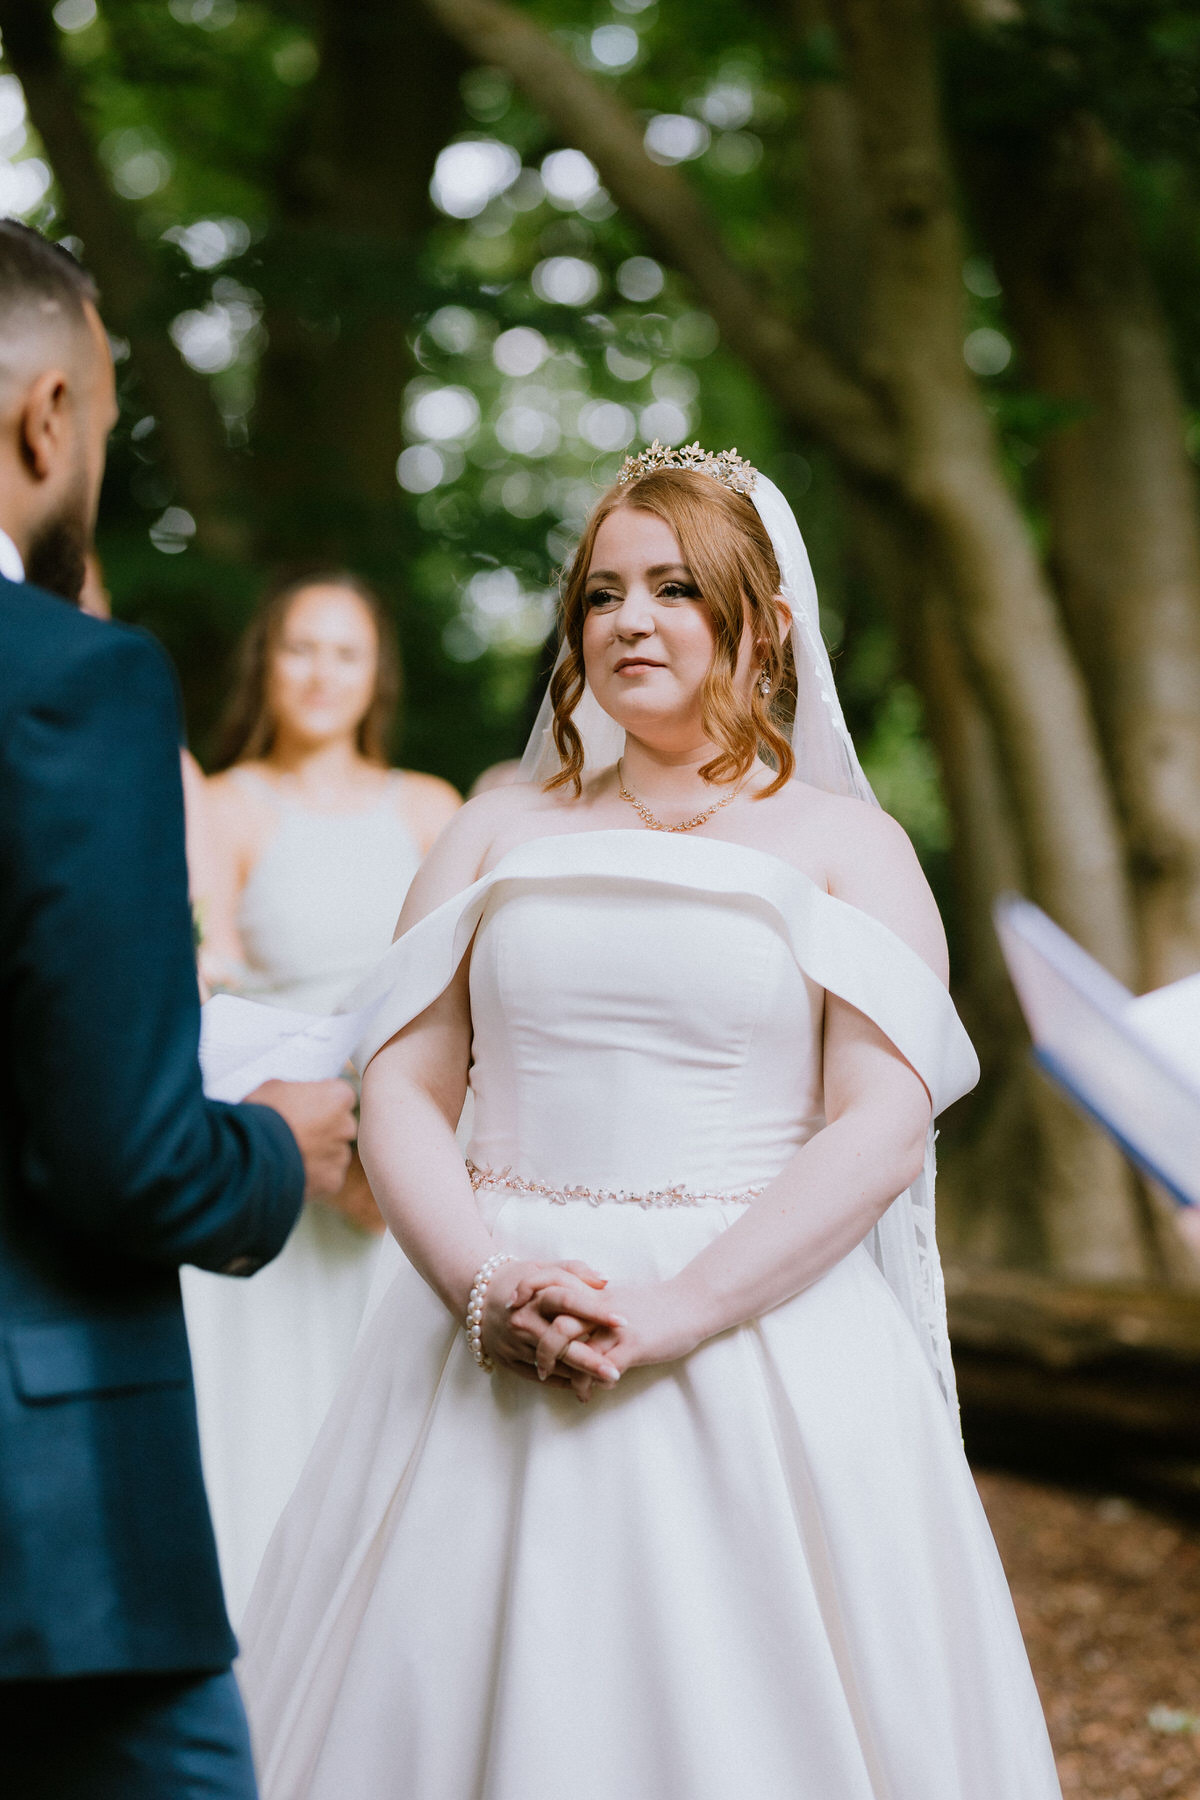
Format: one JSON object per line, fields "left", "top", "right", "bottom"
{"left": 0, "top": 219, "right": 97, "bottom": 335}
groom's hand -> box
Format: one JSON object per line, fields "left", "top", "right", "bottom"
{"left": 247, "top": 1078, "right": 357, "bottom": 1199}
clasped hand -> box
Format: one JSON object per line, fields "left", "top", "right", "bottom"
{"left": 482, "top": 1260, "right": 702, "bottom": 1402}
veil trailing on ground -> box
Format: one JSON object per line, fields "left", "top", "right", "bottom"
{"left": 518, "top": 448, "right": 960, "bottom": 1419}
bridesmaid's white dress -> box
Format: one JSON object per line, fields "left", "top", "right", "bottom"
{"left": 239, "top": 830, "right": 1062, "bottom": 1800}
{"left": 183, "top": 770, "right": 422, "bottom": 1622}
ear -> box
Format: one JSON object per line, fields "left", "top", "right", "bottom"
{"left": 19, "top": 367, "right": 72, "bottom": 481}
{"left": 754, "top": 595, "right": 793, "bottom": 661}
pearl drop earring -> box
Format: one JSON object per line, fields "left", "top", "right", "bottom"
{"left": 758, "top": 671, "right": 772, "bottom": 700}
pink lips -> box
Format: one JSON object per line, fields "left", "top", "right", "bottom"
{"left": 614, "top": 658, "right": 664, "bottom": 674}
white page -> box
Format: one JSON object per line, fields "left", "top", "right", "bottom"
{"left": 199, "top": 992, "right": 378, "bottom": 1104}
{"left": 1127, "top": 971, "right": 1200, "bottom": 1088}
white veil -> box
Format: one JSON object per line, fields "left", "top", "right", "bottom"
{"left": 519, "top": 466, "right": 959, "bottom": 1417}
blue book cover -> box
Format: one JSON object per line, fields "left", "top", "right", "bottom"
{"left": 994, "top": 895, "right": 1200, "bottom": 1209}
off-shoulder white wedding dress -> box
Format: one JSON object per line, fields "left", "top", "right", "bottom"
{"left": 240, "top": 830, "right": 1062, "bottom": 1800}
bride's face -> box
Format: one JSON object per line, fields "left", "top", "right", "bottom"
{"left": 582, "top": 507, "right": 755, "bottom": 743}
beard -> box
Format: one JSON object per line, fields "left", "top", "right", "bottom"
{"left": 25, "top": 470, "right": 92, "bottom": 605}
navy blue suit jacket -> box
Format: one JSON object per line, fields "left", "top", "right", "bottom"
{"left": 0, "top": 577, "right": 305, "bottom": 1679}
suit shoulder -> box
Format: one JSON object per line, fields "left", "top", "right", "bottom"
{"left": 0, "top": 581, "right": 171, "bottom": 694}
{"left": 0, "top": 577, "right": 101, "bottom": 653}
{"left": 36, "top": 608, "right": 170, "bottom": 704}
{"left": 0, "top": 594, "right": 179, "bottom": 758}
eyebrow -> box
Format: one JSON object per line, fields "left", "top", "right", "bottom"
{"left": 585, "top": 562, "right": 693, "bottom": 583}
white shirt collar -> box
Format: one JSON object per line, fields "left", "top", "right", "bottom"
{"left": 0, "top": 526, "right": 25, "bottom": 583}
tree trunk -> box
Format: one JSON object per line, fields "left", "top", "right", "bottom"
{"left": 0, "top": 0, "right": 244, "bottom": 558}
{"left": 792, "top": 0, "right": 1153, "bottom": 1276}
{"left": 828, "top": 0, "right": 1135, "bottom": 988}
{"left": 843, "top": 477, "right": 1152, "bottom": 1274}
{"left": 949, "top": 1262, "right": 1200, "bottom": 1488}
{"left": 250, "top": 0, "right": 464, "bottom": 566}
{"left": 966, "top": 110, "right": 1200, "bottom": 989}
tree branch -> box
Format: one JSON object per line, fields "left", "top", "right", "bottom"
{"left": 0, "top": 0, "right": 246, "bottom": 557}
{"left": 420, "top": 0, "right": 896, "bottom": 478}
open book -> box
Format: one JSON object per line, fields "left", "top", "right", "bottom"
{"left": 994, "top": 895, "right": 1200, "bottom": 1207}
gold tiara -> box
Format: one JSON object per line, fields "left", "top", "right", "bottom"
{"left": 616, "top": 440, "right": 758, "bottom": 497}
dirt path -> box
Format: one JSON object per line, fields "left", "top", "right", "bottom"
{"left": 978, "top": 1469, "right": 1200, "bottom": 1798}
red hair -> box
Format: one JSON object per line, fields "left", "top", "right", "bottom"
{"left": 547, "top": 468, "right": 795, "bottom": 796}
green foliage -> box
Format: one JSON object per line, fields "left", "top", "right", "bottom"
{"left": 2, "top": 0, "right": 1196, "bottom": 840}
{"left": 947, "top": 0, "right": 1200, "bottom": 411}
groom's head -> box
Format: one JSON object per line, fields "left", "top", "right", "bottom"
{"left": 0, "top": 222, "right": 115, "bottom": 603}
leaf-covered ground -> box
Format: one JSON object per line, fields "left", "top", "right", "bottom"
{"left": 979, "top": 1470, "right": 1200, "bottom": 1798}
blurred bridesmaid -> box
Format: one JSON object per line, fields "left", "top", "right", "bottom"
{"left": 183, "top": 570, "right": 459, "bottom": 1620}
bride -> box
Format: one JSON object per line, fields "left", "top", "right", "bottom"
{"left": 239, "top": 445, "right": 1062, "bottom": 1799}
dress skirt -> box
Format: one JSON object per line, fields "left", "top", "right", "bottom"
{"left": 239, "top": 1190, "right": 1061, "bottom": 1800}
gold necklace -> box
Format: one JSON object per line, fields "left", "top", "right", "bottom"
{"left": 616, "top": 759, "right": 740, "bottom": 834}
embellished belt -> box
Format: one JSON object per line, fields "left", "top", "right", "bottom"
{"left": 466, "top": 1158, "right": 764, "bottom": 1211}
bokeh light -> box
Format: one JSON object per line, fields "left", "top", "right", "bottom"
{"left": 102, "top": 129, "right": 172, "bottom": 200}
{"left": 493, "top": 327, "right": 551, "bottom": 378}
{"left": 431, "top": 139, "right": 521, "bottom": 219}
{"left": 406, "top": 385, "right": 481, "bottom": 443}
{"left": 651, "top": 364, "right": 700, "bottom": 406}
{"left": 52, "top": 0, "right": 97, "bottom": 31}
{"left": 644, "top": 115, "right": 711, "bottom": 165}
{"left": 425, "top": 307, "right": 482, "bottom": 354}
{"left": 499, "top": 470, "right": 548, "bottom": 518}
{"left": 698, "top": 82, "right": 755, "bottom": 131}
{"left": 672, "top": 312, "right": 720, "bottom": 358}
{"left": 496, "top": 403, "right": 562, "bottom": 458}
{"left": 149, "top": 507, "right": 196, "bottom": 555}
{"left": 444, "top": 566, "right": 557, "bottom": 661}
{"left": 590, "top": 24, "right": 640, "bottom": 69}
{"left": 532, "top": 257, "right": 602, "bottom": 307}
{"left": 541, "top": 149, "right": 600, "bottom": 211}
{"left": 0, "top": 75, "right": 25, "bottom": 142}
{"left": 0, "top": 159, "right": 51, "bottom": 218}
{"left": 616, "top": 256, "right": 664, "bottom": 302}
{"left": 709, "top": 133, "right": 762, "bottom": 176}
{"left": 963, "top": 328, "right": 1012, "bottom": 376}
{"left": 578, "top": 400, "right": 637, "bottom": 451}
{"left": 397, "top": 445, "right": 448, "bottom": 495}
{"left": 163, "top": 218, "right": 251, "bottom": 270}
{"left": 605, "top": 345, "right": 652, "bottom": 381}
{"left": 963, "top": 256, "right": 1003, "bottom": 299}
{"left": 639, "top": 400, "right": 690, "bottom": 443}
{"left": 169, "top": 303, "right": 251, "bottom": 374}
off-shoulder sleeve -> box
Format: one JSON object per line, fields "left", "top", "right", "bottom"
{"left": 345, "top": 831, "right": 979, "bottom": 1117}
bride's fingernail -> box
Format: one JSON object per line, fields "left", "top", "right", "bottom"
{"left": 610, "top": 1315, "right": 629, "bottom": 1327}
{"left": 601, "top": 1365, "right": 620, "bottom": 1382}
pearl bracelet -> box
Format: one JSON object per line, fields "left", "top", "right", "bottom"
{"left": 465, "top": 1252, "right": 515, "bottom": 1372}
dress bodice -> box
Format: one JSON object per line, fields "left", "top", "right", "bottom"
{"left": 353, "top": 830, "right": 979, "bottom": 1178}
{"left": 466, "top": 878, "right": 825, "bottom": 1195}
{"left": 233, "top": 769, "right": 422, "bottom": 1012}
